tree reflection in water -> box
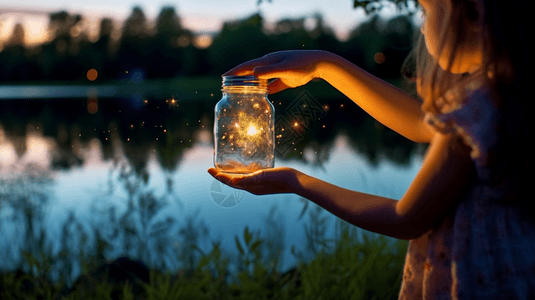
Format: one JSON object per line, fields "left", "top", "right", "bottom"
{"left": 0, "top": 80, "right": 426, "bottom": 176}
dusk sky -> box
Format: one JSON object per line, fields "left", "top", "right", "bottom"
{"left": 0, "top": 0, "right": 421, "bottom": 46}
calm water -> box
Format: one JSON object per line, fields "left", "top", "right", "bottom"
{"left": 0, "top": 82, "right": 425, "bottom": 284}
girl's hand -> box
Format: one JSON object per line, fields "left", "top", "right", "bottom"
{"left": 207, "top": 167, "right": 302, "bottom": 195}
{"left": 223, "top": 50, "right": 333, "bottom": 94}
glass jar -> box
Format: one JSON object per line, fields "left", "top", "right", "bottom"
{"left": 214, "top": 75, "right": 275, "bottom": 173}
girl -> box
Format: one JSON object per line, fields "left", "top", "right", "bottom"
{"left": 208, "top": 0, "right": 535, "bottom": 298}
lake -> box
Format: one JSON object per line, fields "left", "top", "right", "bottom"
{"left": 0, "top": 79, "right": 425, "bottom": 285}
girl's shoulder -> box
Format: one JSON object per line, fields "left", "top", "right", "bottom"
{"left": 424, "top": 70, "right": 501, "bottom": 168}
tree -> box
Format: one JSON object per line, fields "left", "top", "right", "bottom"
{"left": 270, "top": 17, "right": 313, "bottom": 50}
{"left": 117, "top": 6, "right": 150, "bottom": 78}
{"left": 121, "top": 7, "right": 148, "bottom": 41}
{"left": 155, "top": 6, "right": 183, "bottom": 38}
{"left": 98, "top": 18, "right": 114, "bottom": 51}
{"left": 208, "top": 13, "right": 272, "bottom": 75}
{"left": 0, "top": 23, "right": 28, "bottom": 81}
{"left": 7, "top": 23, "right": 25, "bottom": 46}
{"left": 39, "top": 11, "right": 86, "bottom": 80}
{"left": 92, "top": 18, "right": 115, "bottom": 80}
{"left": 308, "top": 12, "right": 341, "bottom": 54}
{"left": 342, "top": 14, "right": 387, "bottom": 74}
{"left": 376, "top": 14, "right": 416, "bottom": 77}
{"left": 257, "top": 0, "right": 420, "bottom": 15}
{"left": 148, "top": 6, "right": 188, "bottom": 78}
{"left": 48, "top": 11, "right": 83, "bottom": 43}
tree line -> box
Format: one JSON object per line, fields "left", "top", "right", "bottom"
{"left": 0, "top": 6, "right": 418, "bottom": 83}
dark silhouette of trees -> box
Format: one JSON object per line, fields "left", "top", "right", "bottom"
{"left": 343, "top": 14, "right": 388, "bottom": 74}
{"left": 0, "top": 6, "right": 420, "bottom": 82}
{"left": 148, "top": 6, "right": 189, "bottom": 78}
{"left": 376, "top": 14, "right": 415, "bottom": 78}
{"left": 308, "top": 13, "right": 341, "bottom": 54}
{"left": 208, "top": 13, "right": 273, "bottom": 75}
{"left": 8, "top": 23, "right": 25, "bottom": 45}
{"left": 353, "top": 0, "right": 420, "bottom": 15}
{"left": 93, "top": 18, "right": 115, "bottom": 79}
{"left": 270, "top": 17, "right": 312, "bottom": 50}
{"left": 116, "top": 6, "right": 150, "bottom": 79}
{"left": 0, "top": 24, "right": 28, "bottom": 81}
{"left": 41, "top": 11, "right": 87, "bottom": 80}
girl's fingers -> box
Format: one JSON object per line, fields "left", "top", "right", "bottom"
{"left": 208, "top": 168, "right": 217, "bottom": 176}
{"left": 253, "top": 64, "right": 288, "bottom": 79}
{"left": 208, "top": 168, "right": 259, "bottom": 187}
{"left": 267, "top": 78, "right": 290, "bottom": 94}
{"left": 222, "top": 64, "right": 254, "bottom": 76}
{"left": 208, "top": 168, "right": 232, "bottom": 184}
{"left": 234, "top": 170, "right": 263, "bottom": 185}
{"left": 223, "top": 54, "right": 283, "bottom": 76}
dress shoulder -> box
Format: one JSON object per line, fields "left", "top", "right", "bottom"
{"left": 424, "top": 73, "right": 501, "bottom": 169}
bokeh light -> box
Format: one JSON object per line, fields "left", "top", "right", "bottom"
{"left": 193, "top": 34, "right": 213, "bottom": 49}
{"left": 374, "top": 52, "right": 385, "bottom": 64}
{"left": 86, "top": 69, "right": 98, "bottom": 81}
{"left": 87, "top": 98, "right": 98, "bottom": 114}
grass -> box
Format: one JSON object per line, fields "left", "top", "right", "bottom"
{"left": 0, "top": 150, "right": 410, "bottom": 300}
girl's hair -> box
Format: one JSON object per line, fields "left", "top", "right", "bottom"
{"left": 401, "top": 0, "right": 533, "bottom": 216}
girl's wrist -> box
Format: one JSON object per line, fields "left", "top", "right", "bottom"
{"left": 291, "top": 168, "right": 310, "bottom": 196}
{"left": 314, "top": 51, "right": 342, "bottom": 81}
{"left": 276, "top": 167, "right": 307, "bottom": 195}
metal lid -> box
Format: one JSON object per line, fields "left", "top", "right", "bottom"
{"left": 222, "top": 75, "right": 267, "bottom": 88}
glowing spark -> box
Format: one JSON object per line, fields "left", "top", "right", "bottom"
{"left": 247, "top": 126, "right": 258, "bottom": 136}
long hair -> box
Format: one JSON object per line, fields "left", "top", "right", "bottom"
{"left": 401, "top": 0, "right": 533, "bottom": 215}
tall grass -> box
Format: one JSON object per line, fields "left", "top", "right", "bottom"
{"left": 0, "top": 161, "right": 409, "bottom": 299}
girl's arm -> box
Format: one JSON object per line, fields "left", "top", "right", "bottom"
{"left": 224, "top": 50, "right": 434, "bottom": 144}
{"left": 318, "top": 53, "right": 434, "bottom": 144}
{"left": 294, "top": 131, "right": 474, "bottom": 240}
{"left": 209, "top": 130, "right": 475, "bottom": 240}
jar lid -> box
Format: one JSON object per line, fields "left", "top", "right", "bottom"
{"left": 222, "top": 75, "right": 267, "bottom": 88}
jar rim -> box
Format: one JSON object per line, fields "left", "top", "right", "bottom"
{"left": 222, "top": 75, "right": 267, "bottom": 87}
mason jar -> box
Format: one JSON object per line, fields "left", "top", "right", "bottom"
{"left": 214, "top": 75, "right": 275, "bottom": 174}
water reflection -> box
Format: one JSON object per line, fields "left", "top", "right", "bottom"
{"left": 0, "top": 84, "right": 425, "bottom": 285}
{"left": 0, "top": 81, "right": 426, "bottom": 174}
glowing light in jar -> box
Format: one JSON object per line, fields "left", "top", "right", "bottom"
{"left": 247, "top": 125, "right": 258, "bottom": 136}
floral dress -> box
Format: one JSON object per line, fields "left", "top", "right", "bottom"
{"left": 398, "top": 70, "right": 535, "bottom": 299}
